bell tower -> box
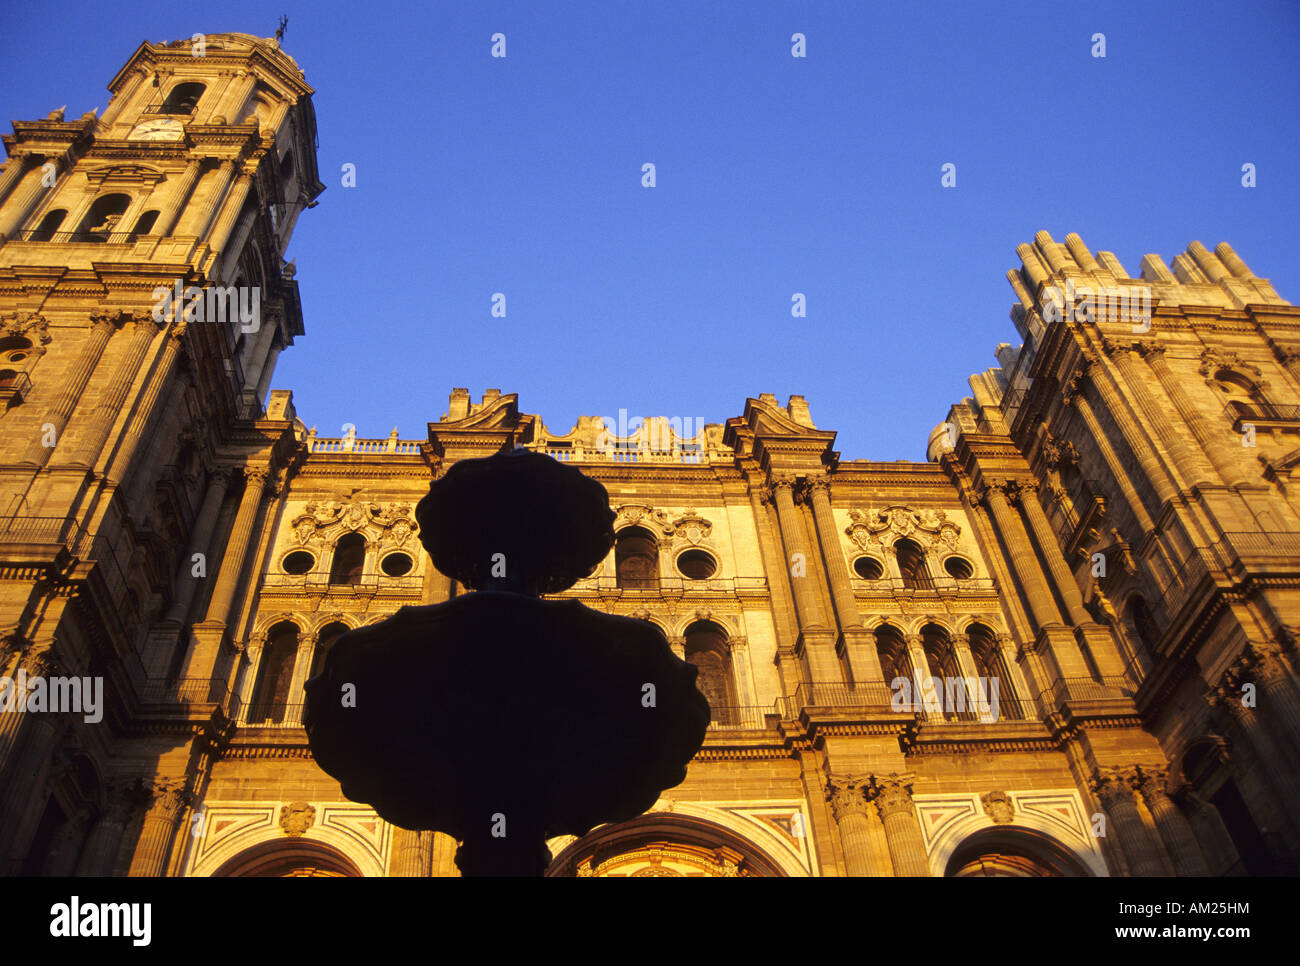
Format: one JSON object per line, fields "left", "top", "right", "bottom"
{"left": 0, "top": 30, "right": 324, "bottom": 728}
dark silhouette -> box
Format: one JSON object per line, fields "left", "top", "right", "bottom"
{"left": 304, "top": 449, "right": 710, "bottom": 875}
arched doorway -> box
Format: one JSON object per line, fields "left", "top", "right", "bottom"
{"left": 547, "top": 812, "right": 789, "bottom": 877}
{"left": 212, "top": 839, "right": 363, "bottom": 877}
{"left": 944, "top": 827, "right": 1093, "bottom": 877}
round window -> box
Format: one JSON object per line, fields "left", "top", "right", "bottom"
{"left": 381, "top": 552, "right": 414, "bottom": 577}
{"left": 853, "top": 556, "right": 884, "bottom": 580}
{"left": 676, "top": 549, "right": 717, "bottom": 580}
{"left": 944, "top": 556, "right": 973, "bottom": 579}
{"left": 282, "top": 550, "right": 315, "bottom": 575}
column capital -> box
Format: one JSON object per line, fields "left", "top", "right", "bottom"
{"left": 1131, "top": 764, "right": 1171, "bottom": 805}
{"left": 868, "top": 774, "right": 917, "bottom": 820}
{"left": 19, "top": 644, "right": 58, "bottom": 678}
{"left": 137, "top": 777, "right": 192, "bottom": 817}
{"left": 825, "top": 774, "right": 873, "bottom": 822}
{"left": 1242, "top": 640, "right": 1291, "bottom": 684}
{"left": 806, "top": 476, "right": 832, "bottom": 497}
{"left": 1090, "top": 767, "right": 1139, "bottom": 807}
{"left": 1060, "top": 369, "right": 1087, "bottom": 407}
{"left": 1134, "top": 339, "right": 1166, "bottom": 359}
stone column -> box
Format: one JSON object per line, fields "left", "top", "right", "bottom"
{"left": 209, "top": 167, "right": 255, "bottom": 258}
{"left": 1133, "top": 767, "right": 1209, "bottom": 876}
{"left": 64, "top": 315, "right": 163, "bottom": 467}
{"left": 221, "top": 71, "right": 259, "bottom": 122}
{"left": 668, "top": 636, "right": 685, "bottom": 660}
{"left": 950, "top": 634, "right": 993, "bottom": 719}
{"left": 998, "top": 634, "right": 1036, "bottom": 719}
{"left": 1240, "top": 641, "right": 1300, "bottom": 756}
{"left": 1089, "top": 349, "right": 1179, "bottom": 505}
{"left": 199, "top": 467, "right": 268, "bottom": 628}
{"left": 1091, "top": 768, "right": 1166, "bottom": 876}
{"left": 870, "top": 775, "right": 930, "bottom": 876}
{"left": 0, "top": 636, "right": 32, "bottom": 770}
{"left": 127, "top": 779, "right": 190, "bottom": 876}
{"left": 0, "top": 159, "right": 52, "bottom": 240}
{"left": 1015, "top": 482, "right": 1091, "bottom": 626}
{"left": 105, "top": 321, "right": 187, "bottom": 481}
{"left": 0, "top": 648, "right": 61, "bottom": 837}
{"left": 182, "top": 467, "right": 269, "bottom": 679}
{"left": 1108, "top": 342, "right": 1208, "bottom": 488}
{"left": 826, "top": 774, "right": 891, "bottom": 876}
{"left": 430, "top": 831, "right": 461, "bottom": 876}
{"left": 1064, "top": 385, "right": 1156, "bottom": 533}
{"left": 392, "top": 827, "right": 433, "bottom": 877}
{"left": 807, "top": 479, "right": 884, "bottom": 684}
{"left": 163, "top": 468, "right": 232, "bottom": 625}
{"left": 19, "top": 314, "right": 119, "bottom": 466}
{"left": 770, "top": 479, "right": 830, "bottom": 631}
{"left": 0, "top": 156, "right": 32, "bottom": 209}
{"left": 769, "top": 478, "right": 837, "bottom": 681}
{"left": 1139, "top": 342, "right": 1249, "bottom": 487}
{"left": 155, "top": 160, "right": 202, "bottom": 236}
{"left": 179, "top": 160, "right": 235, "bottom": 239}
{"left": 982, "top": 482, "right": 1063, "bottom": 630}
{"left": 101, "top": 68, "right": 150, "bottom": 127}
{"left": 75, "top": 784, "right": 135, "bottom": 875}
{"left": 904, "top": 634, "right": 939, "bottom": 718}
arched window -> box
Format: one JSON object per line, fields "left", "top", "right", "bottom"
{"left": 1128, "top": 595, "right": 1160, "bottom": 657}
{"left": 250, "top": 621, "right": 299, "bottom": 724}
{"left": 895, "top": 538, "right": 932, "bottom": 589}
{"left": 329, "top": 533, "right": 366, "bottom": 585}
{"left": 161, "top": 82, "right": 205, "bottom": 115}
{"left": 875, "top": 625, "right": 914, "bottom": 694}
{"left": 29, "top": 208, "right": 66, "bottom": 241}
{"left": 310, "top": 621, "right": 349, "bottom": 679}
{"left": 921, "top": 623, "right": 964, "bottom": 720}
{"left": 132, "top": 209, "right": 159, "bottom": 235}
{"left": 683, "top": 621, "right": 737, "bottom": 724}
{"left": 77, "top": 194, "right": 131, "bottom": 241}
{"left": 615, "top": 526, "right": 659, "bottom": 589}
{"left": 968, "top": 622, "right": 1020, "bottom": 720}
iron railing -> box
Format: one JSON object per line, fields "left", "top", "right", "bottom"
{"left": 13, "top": 229, "right": 144, "bottom": 244}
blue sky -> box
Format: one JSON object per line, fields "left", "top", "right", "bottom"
{"left": 3, "top": 1, "right": 1297, "bottom": 460}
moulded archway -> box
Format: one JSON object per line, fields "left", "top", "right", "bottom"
{"left": 943, "top": 826, "right": 1095, "bottom": 877}
{"left": 212, "top": 838, "right": 363, "bottom": 877}
{"left": 546, "top": 811, "right": 796, "bottom": 877}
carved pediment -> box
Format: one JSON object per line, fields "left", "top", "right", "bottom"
{"left": 673, "top": 509, "right": 713, "bottom": 544}
{"left": 0, "top": 313, "right": 51, "bottom": 346}
{"left": 614, "top": 504, "right": 674, "bottom": 536}
{"left": 845, "top": 506, "right": 960, "bottom": 550}
{"left": 290, "top": 497, "right": 418, "bottom": 547}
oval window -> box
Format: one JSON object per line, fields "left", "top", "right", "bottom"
{"left": 381, "top": 552, "right": 414, "bottom": 577}
{"left": 853, "top": 556, "right": 884, "bottom": 579}
{"left": 676, "top": 549, "right": 717, "bottom": 580}
{"left": 282, "top": 550, "right": 315, "bottom": 575}
{"left": 944, "top": 557, "right": 973, "bottom": 579}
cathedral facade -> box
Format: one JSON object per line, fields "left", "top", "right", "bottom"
{"left": 1, "top": 34, "right": 1298, "bottom": 877}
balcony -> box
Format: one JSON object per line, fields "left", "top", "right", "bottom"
{"left": 260, "top": 572, "right": 423, "bottom": 595}
{"left": 0, "top": 370, "right": 33, "bottom": 403}
{"left": 12, "top": 229, "right": 143, "bottom": 244}
{"left": 849, "top": 576, "right": 998, "bottom": 597}
{"left": 1226, "top": 399, "right": 1300, "bottom": 431}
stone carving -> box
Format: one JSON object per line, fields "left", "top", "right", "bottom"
{"left": 845, "top": 506, "right": 960, "bottom": 551}
{"left": 613, "top": 504, "right": 673, "bottom": 536}
{"left": 0, "top": 313, "right": 51, "bottom": 349}
{"left": 279, "top": 801, "right": 316, "bottom": 836}
{"left": 826, "top": 774, "right": 872, "bottom": 821}
{"left": 981, "top": 790, "right": 1015, "bottom": 824}
{"left": 290, "top": 497, "right": 419, "bottom": 549}
{"left": 672, "top": 509, "right": 712, "bottom": 544}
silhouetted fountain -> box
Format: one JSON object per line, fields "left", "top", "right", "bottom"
{"left": 304, "top": 448, "right": 711, "bottom": 876}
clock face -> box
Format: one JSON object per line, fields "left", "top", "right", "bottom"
{"left": 128, "top": 118, "right": 184, "bottom": 141}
